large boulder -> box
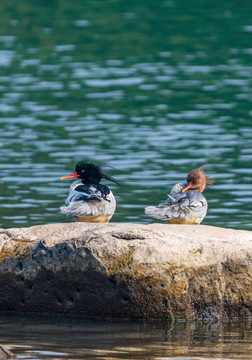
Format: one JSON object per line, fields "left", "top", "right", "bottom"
{"left": 0, "top": 222, "right": 252, "bottom": 321}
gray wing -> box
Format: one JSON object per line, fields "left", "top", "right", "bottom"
{"left": 145, "top": 190, "right": 207, "bottom": 224}
{"left": 61, "top": 185, "right": 116, "bottom": 220}
{"left": 64, "top": 188, "right": 95, "bottom": 206}
{"left": 170, "top": 182, "right": 187, "bottom": 196}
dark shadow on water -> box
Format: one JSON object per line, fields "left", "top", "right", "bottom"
{"left": 1, "top": 313, "right": 252, "bottom": 359}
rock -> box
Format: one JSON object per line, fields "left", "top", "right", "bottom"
{"left": 0, "top": 222, "right": 252, "bottom": 321}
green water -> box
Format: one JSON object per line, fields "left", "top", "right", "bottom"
{"left": 1, "top": 1, "right": 252, "bottom": 358}
{"left": 0, "top": 0, "right": 252, "bottom": 229}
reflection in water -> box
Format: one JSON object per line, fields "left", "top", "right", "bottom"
{"left": 1, "top": 315, "right": 252, "bottom": 360}
{"left": 1, "top": 2, "right": 252, "bottom": 359}
{"left": 0, "top": 0, "right": 252, "bottom": 231}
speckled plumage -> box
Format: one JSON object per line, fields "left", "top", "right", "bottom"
{"left": 145, "top": 167, "right": 212, "bottom": 225}
{"left": 145, "top": 182, "right": 207, "bottom": 224}
{"left": 60, "top": 161, "right": 118, "bottom": 223}
{"left": 60, "top": 180, "right": 116, "bottom": 222}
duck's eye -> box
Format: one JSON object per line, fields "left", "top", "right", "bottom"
{"left": 81, "top": 170, "right": 85, "bottom": 174}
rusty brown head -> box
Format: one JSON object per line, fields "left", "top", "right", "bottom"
{"left": 182, "top": 166, "right": 214, "bottom": 193}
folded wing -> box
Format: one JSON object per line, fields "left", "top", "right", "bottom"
{"left": 145, "top": 186, "right": 207, "bottom": 224}
{"left": 60, "top": 183, "right": 116, "bottom": 220}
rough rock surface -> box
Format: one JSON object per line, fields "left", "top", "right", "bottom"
{"left": 0, "top": 222, "right": 252, "bottom": 321}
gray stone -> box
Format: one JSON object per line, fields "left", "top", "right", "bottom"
{"left": 0, "top": 222, "right": 252, "bottom": 321}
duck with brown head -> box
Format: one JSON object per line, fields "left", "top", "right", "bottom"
{"left": 145, "top": 166, "right": 213, "bottom": 224}
{"left": 60, "top": 161, "right": 119, "bottom": 223}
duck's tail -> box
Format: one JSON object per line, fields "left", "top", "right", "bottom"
{"left": 145, "top": 200, "right": 183, "bottom": 221}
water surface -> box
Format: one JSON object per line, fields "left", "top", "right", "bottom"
{"left": 1, "top": 315, "right": 252, "bottom": 360}
{"left": 0, "top": 1, "right": 252, "bottom": 230}
{"left": 1, "top": 2, "right": 252, "bottom": 359}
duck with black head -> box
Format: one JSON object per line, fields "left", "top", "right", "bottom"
{"left": 145, "top": 166, "right": 213, "bottom": 224}
{"left": 60, "top": 161, "right": 119, "bottom": 223}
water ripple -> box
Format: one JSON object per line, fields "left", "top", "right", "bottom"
{"left": 0, "top": 0, "right": 252, "bottom": 231}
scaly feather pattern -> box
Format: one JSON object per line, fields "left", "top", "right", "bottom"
{"left": 145, "top": 182, "right": 207, "bottom": 224}
{"left": 61, "top": 180, "right": 116, "bottom": 220}
{"left": 145, "top": 167, "right": 213, "bottom": 225}
{"left": 60, "top": 161, "right": 118, "bottom": 223}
